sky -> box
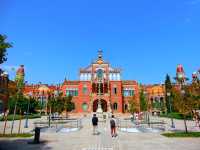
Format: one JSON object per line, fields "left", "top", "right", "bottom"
{"left": 0, "top": 0, "right": 200, "bottom": 84}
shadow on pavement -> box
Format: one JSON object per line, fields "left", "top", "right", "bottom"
{"left": 0, "top": 138, "right": 52, "bottom": 150}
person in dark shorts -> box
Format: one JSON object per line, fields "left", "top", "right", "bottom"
{"left": 110, "top": 115, "right": 117, "bottom": 137}
{"left": 92, "top": 114, "right": 98, "bottom": 135}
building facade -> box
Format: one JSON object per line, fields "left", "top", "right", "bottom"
{"left": 61, "top": 50, "right": 139, "bottom": 113}
{"left": 0, "top": 69, "right": 16, "bottom": 113}
{"left": 0, "top": 69, "right": 9, "bottom": 113}
{"left": 143, "top": 84, "right": 166, "bottom": 114}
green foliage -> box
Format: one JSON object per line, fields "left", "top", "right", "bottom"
{"left": 151, "top": 99, "right": 165, "bottom": 112}
{"left": 165, "top": 74, "right": 173, "bottom": 113}
{"left": 172, "top": 85, "right": 200, "bottom": 133}
{"left": 128, "top": 96, "right": 139, "bottom": 114}
{"left": 29, "top": 97, "right": 40, "bottom": 113}
{"left": 64, "top": 95, "right": 75, "bottom": 112}
{"left": 162, "top": 132, "right": 200, "bottom": 137}
{"left": 47, "top": 95, "right": 74, "bottom": 114}
{"left": 152, "top": 100, "right": 160, "bottom": 109}
{"left": 54, "top": 98, "right": 65, "bottom": 114}
{"left": 0, "top": 133, "right": 33, "bottom": 138}
{"left": 0, "top": 34, "right": 12, "bottom": 64}
{"left": 8, "top": 94, "right": 39, "bottom": 114}
{"left": 0, "top": 114, "right": 41, "bottom": 121}
{"left": 139, "top": 90, "right": 147, "bottom": 111}
{"left": 160, "top": 112, "right": 192, "bottom": 120}
{"left": 173, "top": 86, "right": 197, "bottom": 116}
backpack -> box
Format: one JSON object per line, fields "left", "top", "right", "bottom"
{"left": 92, "top": 117, "right": 98, "bottom": 125}
{"left": 110, "top": 119, "right": 115, "bottom": 127}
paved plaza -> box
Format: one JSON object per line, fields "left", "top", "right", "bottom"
{"left": 0, "top": 115, "right": 200, "bottom": 150}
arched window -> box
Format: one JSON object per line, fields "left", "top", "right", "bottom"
{"left": 82, "top": 103, "right": 88, "bottom": 112}
{"left": 97, "top": 69, "right": 103, "bottom": 80}
{"left": 124, "top": 104, "right": 128, "bottom": 111}
{"left": 160, "top": 97, "right": 164, "bottom": 106}
{"left": 82, "top": 85, "right": 88, "bottom": 95}
{"left": 113, "top": 85, "right": 117, "bottom": 95}
{"left": 113, "top": 103, "right": 118, "bottom": 110}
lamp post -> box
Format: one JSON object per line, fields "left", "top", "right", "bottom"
{"left": 39, "top": 90, "right": 45, "bottom": 115}
{"left": 96, "top": 79, "right": 103, "bottom": 113}
{"left": 96, "top": 69, "right": 103, "bottom": 113}
{"left": 167, "top": 92, "right": 175, "bottom": 128}
{"left": 24, "top": 92, "right": 32, "bottom": 128}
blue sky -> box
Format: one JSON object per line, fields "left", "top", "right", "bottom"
{"left": 0, "top": 0, "right": 200, "bottom": 84}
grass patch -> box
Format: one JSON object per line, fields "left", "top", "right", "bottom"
{"left": 162, "top": 132, "right": 200, "bottom": 138}
{"left": 0, "top": 114, "right": 41, "bottom": 121}
{"left": 0, "top": 133, "right": 33, "bottom": 138}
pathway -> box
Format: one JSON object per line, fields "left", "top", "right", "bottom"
{"left": 0, "top": 115, "right": 200, "bottom": 150}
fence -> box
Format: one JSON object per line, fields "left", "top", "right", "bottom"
{"left": 117, "top": 117, "right": 166, "bottom": 131}
{"left": 34, "top": 118, "right": 82, "bottom": 132}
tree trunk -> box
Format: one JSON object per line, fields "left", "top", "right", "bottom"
{"left": 183, "top": 116, "right": 188, "bottom": 133}
{"left": 65, "top": 109, "right": 68, "bottom": 119}
{"left": 11, "top": 100, "right": 18, "bottom": 134}
{"left": 18, "top": 109, "right": 22, "bottom": 134}
{"left": 3, "top": 111, "right": 9, "bottom": 135}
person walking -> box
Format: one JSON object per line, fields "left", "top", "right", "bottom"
{"left": 110, "top": 115, "right": 117, "bottom": 137}
{"left": 92, "top": 114, "right": 98, "bottom": 135}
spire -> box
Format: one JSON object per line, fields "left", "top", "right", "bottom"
{"left": 98, "top": 49, "right": 103, "bottom": 60}
{"left": 96, "top": 49, "right": 104, "bottom": 64}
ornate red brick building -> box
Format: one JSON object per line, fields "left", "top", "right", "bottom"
{"left": 61, "top": 50, "right": 139, "bottom": 113}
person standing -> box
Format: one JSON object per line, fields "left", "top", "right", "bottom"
{"left": 110, "top": 115, "right": 117, "bottom": 137}
{"left": 92, "top": 114, "right": 98, "bottom": 135}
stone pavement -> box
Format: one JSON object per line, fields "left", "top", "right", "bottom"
{"left": 0, "top": 115, "right": 200, "bottom": 150}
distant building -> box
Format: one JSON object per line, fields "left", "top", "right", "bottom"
{"left": 23, "top": 84, "right": 58, "bottom": 112}
{"left": 0, "top": 69, "right": 9, "bottom": 113}
{"left": 143, "top": 84, "right": 166, "bottom": 114}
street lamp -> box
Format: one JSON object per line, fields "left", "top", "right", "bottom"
{"left": 167, "top": 92, "right": 175, "bottom": 128}
{"left": 24, "top": 92, "right": 32, "bottom": 128}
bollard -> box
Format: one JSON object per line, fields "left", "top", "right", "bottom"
{"left": 34, "top": 127, "right": 40, "bottom": 144}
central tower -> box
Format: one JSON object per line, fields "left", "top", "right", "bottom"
{"left": 79, "top": 49, "right": 123, "bottom": 113}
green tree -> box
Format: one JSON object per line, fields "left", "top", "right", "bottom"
{"left": 63, "top": 95, "right": 75, "bottom": 118}
{"left": 165, "top": 74, "right": 173, "bottom": 113}
{"left": 0, "top": 34, "right": 12, "bottom": 64}
{"left": 173, "top": 86, "right": 199, "bottom": 133}
{"left": 128, "top": 96, "right": 139, "bottom": 115}
{"left": 8, "top": 94, "right": 39, "bottom": 114}
{"left": 139, "top": 90, "right": 147, "bottom": 112}
{"left": 28, "top": 97, "right": 40, "bottom": 113}
{"left": 47, "top": 96, "right": 56, "bottom": 115}
{"left": 54, "top": 98, "right": 64, "bottom": 114}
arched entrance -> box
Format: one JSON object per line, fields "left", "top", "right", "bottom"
{"left": 93, "top": 99, "right": 107, "bottom": 112}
